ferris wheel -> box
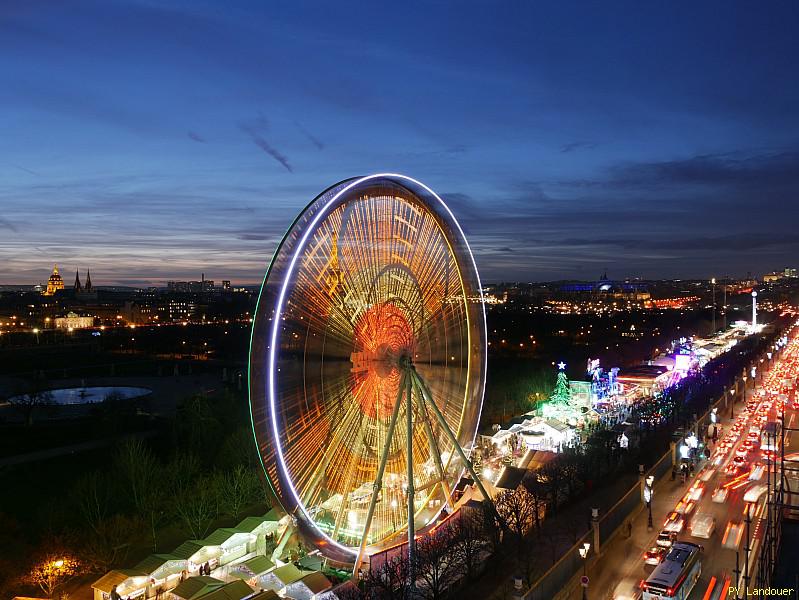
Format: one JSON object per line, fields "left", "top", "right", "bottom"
{"left": 249, "top": 174, "right": 489, "bottom": 566}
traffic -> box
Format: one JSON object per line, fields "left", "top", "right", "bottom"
{"left": 613, "top": 323, "right": 799, "bottom": 600}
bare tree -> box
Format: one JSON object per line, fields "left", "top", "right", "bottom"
{"left": 216, "top": 465, "right": 261, "bottom": 520}
{"left": 494, "top": 488, "right": 535, "bottom": 542}
{"left": 450, "top": 511, "right": 488, "bottom": 582}
{"left": 172, "top": 480, "right": 218, "bottom": 539}
{"left": 71, "top": 472, "right": 113, "bottom": 536}
{"left": 80, "top": 514, "right": 142, "bottom": 572}
{"left": 114, "top": 438, "right": 157, "bottom": 514}
{"left": 362, "top": 554, "right": 409, "bottom": 600}
{"left": 10, "top": 380, "right": 53, "bottom": 426}
{"left": 415, "top": 527, "right": 460, "bottom": 600}
{"left": 521, "top": 473, "right": 547, "bottom": 533}
{"left": 22, "top": 540, "right": 80, "bottom": 598}
{"left": 494, "top": 487, "right": 537, "bottom": 584}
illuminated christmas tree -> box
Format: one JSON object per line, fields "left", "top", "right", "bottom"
{"left": 542, "top": 362, "right": 575, "bottom": 420}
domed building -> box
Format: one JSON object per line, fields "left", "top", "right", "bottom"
{"left": 43, "top": 264, "right": 65, "bottom": 296}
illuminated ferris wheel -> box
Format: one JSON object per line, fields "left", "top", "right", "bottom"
{"left": 249, "top": 174, "right": 488, "bottom": 565}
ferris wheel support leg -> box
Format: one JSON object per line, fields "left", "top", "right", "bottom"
{"left": 410, "top": 368, "right": 492, "bottom": 504}
{"left": 406, "top": 370, "right": 417, "bottom": 596}
{"left": 352, "top": 372, "right": 408, "bottom": 578}
{"left": 412, "top": 377, "right": 455, "bottom": 510}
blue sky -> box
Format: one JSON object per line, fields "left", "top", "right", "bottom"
{"left": 1, "top": 1, "right": 798, "bottom": 285}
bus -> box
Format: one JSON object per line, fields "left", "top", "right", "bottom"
{"left": 761, "top": 421, "right": 780, "bottom": 457}
{"left": 641, "top": 541, "right": 702, "bottom": 600}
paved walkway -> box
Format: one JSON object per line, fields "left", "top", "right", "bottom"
{"left": 464, "top": 472, "right": 639, "bottom": 600}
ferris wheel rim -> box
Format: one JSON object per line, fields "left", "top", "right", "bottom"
{"left": 253, "top": 173, "right": 488, "bottom": 558}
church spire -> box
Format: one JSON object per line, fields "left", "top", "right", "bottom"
{"left": 74, "top": 269, "right": 82, "bottom": 292}
{"left": 85, "top": 269, "right": 92, "bottom": 291}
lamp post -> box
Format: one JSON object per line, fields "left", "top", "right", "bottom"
{"left": 578, "top": 542, "right": 591, "bottom": 600}
{"left": 742, "top": 375, "right": 748, "bottom": 408}
{"left": 744, "top": 502, "right": 754, "bottom": 593}
{"left": 644, "top": 476, "right": 654, "bottom": 531}
{"left": 711, "top": 278, "right": 716, "bottom": 333}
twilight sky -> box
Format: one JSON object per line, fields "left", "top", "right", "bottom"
{"left": 1, "top": 1, "right": 799, "bottom": 286}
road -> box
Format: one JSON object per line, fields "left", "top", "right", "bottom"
{"left": 576, "top": 326, "right": 799, "bottom": 600}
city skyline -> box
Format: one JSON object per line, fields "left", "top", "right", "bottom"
{"left": 2, "top": 2, "right": 799, "bottom": 286}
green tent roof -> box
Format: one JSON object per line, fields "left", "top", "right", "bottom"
{"left": 270, "top": 564, "right": 305, "bottom": 586}
{"left": 170, "top": 576, "right": 224, "bottom": 600}
{"left": 196, "top": 580, "right": 254, "bottom": 600}
{"left": 171, "top": 540, "right": 214, "bottom": 559}
{"left": 202, "top": 528, "right": 243, "bottom": 546}
{"left": 134, "top": 554, "right": 182, "bottom": 576}
{"left": 235, "top": 516, "right": 270, "bottom": 533}
{"left": 241, "top": 555, "right": 274, "bottom": 575}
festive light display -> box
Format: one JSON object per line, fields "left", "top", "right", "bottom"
{"left": 249, "top": 174, "right": 486, "bottom": 562}
{"left": 542, "top": 362, "right": 579, "bottom": 421}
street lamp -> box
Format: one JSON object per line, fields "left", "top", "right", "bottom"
{"left": 711, "top": 278, "right": 716, "bottom": 333}
{"left": 578, "top": 542, "right": 591, "bottom": 600}
{"left": 644, "top": 476, "right": 654, "bottom": 531}
{"left": 742, "top": 375, "right": 748, "bottom": 406}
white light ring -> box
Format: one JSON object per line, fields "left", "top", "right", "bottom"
{"left": 266, "top": 173, "right": 487, "bottom": 555}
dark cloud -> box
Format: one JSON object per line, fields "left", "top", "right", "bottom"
{"left": 10, "top": 163, "right": 41, "bottom": 176}
{"left": 0, "top": 217, "right": 18, "bottom": 232}
{"left": 238, "top": 119, "right": 293, "bottom": 173}
{"left": 560, "top": 141, "right": 596, "bottom": 153}
{"left": 559, "top": 233, "right": 799, "bottom": 252}
{"left": 605, "top": 150, "right": 799, "bottom": 191}
{"left": 294, "top": 121, "right": 324, "bottom": 150}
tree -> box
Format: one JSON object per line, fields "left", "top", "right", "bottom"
{"left": 173, "top": 479, "right": 218, "bottom": 539}
{"left": 494, "top": 487, "right": 536, "bottom": 583}
{"left": 80, "top": 514, "right": 141, "bottom": 572}
{"left": 541, "top": 366, "right": 575, "bottom": 421}
{"left": 23, "top": 552, "right": 80, "bottom": 598}
{"left": 450, "top": 511, "right": 488, "bottom": 582}
{"left": 216, "top": 465, "right": 262, "bottom": 520}
{"left": 539, "top": 460, "right": 566, "bottom": 515}
{"left": 415, "top": 527, "right": 460, "bottom": 600}
{"left": 362, "top": 554, "right": 410, "bottom": 600}
{"left": 140, "top": 466, "right": 170, "bottom": 551}
{"left": 10, "top": 380, "right": 53, "bottom": 426}
{"left": 114, "top": 438, "right": 157, "bottom": 514}
{"left": 71, "top": 472, "right": 114, "bottom": 536}
{"left": 521, "top": 474, "right": 547, "bottom": 533}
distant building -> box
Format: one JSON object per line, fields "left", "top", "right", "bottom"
{"left": 74, "top": 268, "right": 98, "bottom": 300}
{"left": 222, "top": 280, "right": 231, "bottom": 291}
{"left": 54, "top": 311, "right": 95, "bottom": 330}
{"left": 763, "top": 272, "right": 783, "bottom": 283}
{"left": 43, "top": 264, "right": 65, "bottom": 296}
{"left": 784, "top": 267, "right": 797, "bottom": 278}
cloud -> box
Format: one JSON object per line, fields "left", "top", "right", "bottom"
{"left": 0, "top": 217, "right": 18, "bottom": 232}
{"left": 294, "top": 121, "right": 324, "bottom": 150}
{"left": 238, "top": 119, "right": 293, "bottom": 173}
{"left": 10, "top": 163, "right": 41, "bottom": 176}
{"left": 560, "top": 141, "right": 596, "bottom": 153}
{"left": 187, "top": 131, "right": 206, "bottom": 143}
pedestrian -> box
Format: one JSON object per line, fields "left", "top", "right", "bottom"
{"left": 671, "top": 466, "right": 676, "bottom": 481}
{"left": 627, "top": 521, "right": 632, "bottom": 538}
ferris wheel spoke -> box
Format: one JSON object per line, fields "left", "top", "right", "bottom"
{"left": 353, "top": 370, "right": 409, "bottom": 573}
{"left": 413, "top": 376, "right": 455, "bottom": 509}
{"left": 410, "top": 367, "right": 490, "bottom": 503}
{"left": 297, "top": 382, "right": 370, "bottom": 505}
